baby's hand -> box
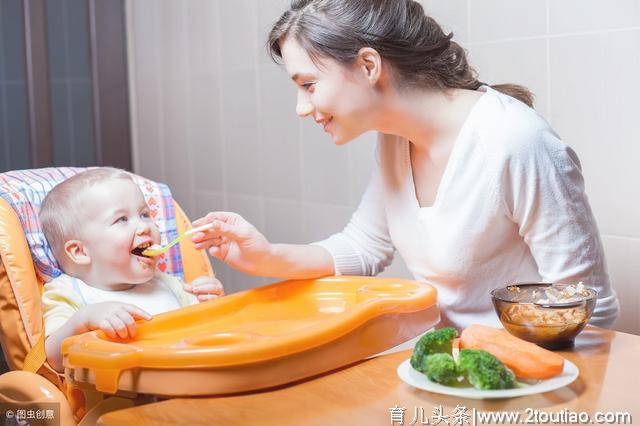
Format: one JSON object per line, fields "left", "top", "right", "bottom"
{"left": 82, "top": 302, "right": 152, "bottom": 339}
{"left": 184, "top": 275, "right": 225, "bottom": 302}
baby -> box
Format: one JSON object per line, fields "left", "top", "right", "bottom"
{"left": 40, "top": 168, "right": 224, "bottom": 372}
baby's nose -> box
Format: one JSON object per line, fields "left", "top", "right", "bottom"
{"left": 136, "top": 221, "right": 151, "bottom": 235}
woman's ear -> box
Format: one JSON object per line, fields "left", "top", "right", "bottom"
{"left": 357, "top": 47, "right": 382, "bottom": 86}
{"left": 64, "top": 240, "right": 91, "bottom": 266}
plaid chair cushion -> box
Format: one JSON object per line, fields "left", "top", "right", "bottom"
{"left": 0, "top": 167, "right": 184, "bottom": 282}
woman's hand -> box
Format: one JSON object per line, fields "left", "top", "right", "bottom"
{"left": 191, "top": 211, "right": 274, "bottom": 275}
{"left": 184, "top": 275, "right": 225, "bottom": 302}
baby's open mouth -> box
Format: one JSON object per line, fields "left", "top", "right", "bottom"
{"left": 131, "top": 242, "right": 153, "bottom": 258}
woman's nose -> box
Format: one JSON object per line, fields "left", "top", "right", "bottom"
{"left": 296, "top": 91, "right": 313, "bottom": 117}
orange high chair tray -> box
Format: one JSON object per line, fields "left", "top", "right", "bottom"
{"left": 63, "top": 276, "right": 438, "bottom": 396}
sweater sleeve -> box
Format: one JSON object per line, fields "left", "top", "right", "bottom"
{"left": 311, "top": 142, "right": 395, "bottom": 276}
{"left": 501, "top": 128, "right": 619, "bottom": 328}
{"left": 42, "top": 275, "right": 85, "bottom": 338}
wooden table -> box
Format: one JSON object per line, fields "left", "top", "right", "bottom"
{"left": 98, "top": 326, "right": 640, "bottom": 425}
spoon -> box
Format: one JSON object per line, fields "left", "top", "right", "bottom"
{"left": 142, "top": 222, "right": 214, "bottom": 257}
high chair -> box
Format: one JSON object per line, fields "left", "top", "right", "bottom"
{"left": 0, "top": 168, "right": 439, "bottom": 425}
{"left": 0, "top": 167, "right": 214, "bottom": 425}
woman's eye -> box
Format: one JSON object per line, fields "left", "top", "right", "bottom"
{"left": 302, "top": 82, "right": 315, "bottom": 91}
{"left": 115, "top": 216, "right": 128, "bottom": 224}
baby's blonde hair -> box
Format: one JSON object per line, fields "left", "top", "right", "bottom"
{"left": 40, "top": 167, "right": 133, "bottom": 266}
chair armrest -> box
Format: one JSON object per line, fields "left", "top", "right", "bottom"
{"left": 0, "top": 370, "right": 75, "bottom": 425}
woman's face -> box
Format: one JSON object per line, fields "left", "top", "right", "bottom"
{"left": 281, "top": 37, "right": 380, "bottom": 145}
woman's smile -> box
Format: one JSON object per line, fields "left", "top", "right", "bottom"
{"left": 317, "top": 117, "right": 333, "bottom": 133}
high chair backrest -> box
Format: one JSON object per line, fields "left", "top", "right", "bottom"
{"left": 0, "top": 167, "right": 213, "bottom": 388}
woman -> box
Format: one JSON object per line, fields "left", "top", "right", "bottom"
{"left": 192, "top": 0, "right": 618, "bottom": 330}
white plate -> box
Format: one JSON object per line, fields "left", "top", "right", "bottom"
{"left": 397, "top": 358, "right": 579, "bottom": 399}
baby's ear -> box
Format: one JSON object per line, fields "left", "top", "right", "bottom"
{"left": 63, "top": 240, "right": 91, "bottom": 265}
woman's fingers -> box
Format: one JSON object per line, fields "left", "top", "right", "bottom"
{"left": 192, "top": 222, "right": 243, "bottom": 248}
{"left": 211, "top": 220, "right": 246, "bottom": 240}
{"left": 208, "top": 246, "right": 224, "bottom": 259}
{"left": 191, "top": 211, "right": 219, "bottom": 228}
{"left": 193, "top": 236, "right": 223, "bottom": 250}
{"left": 192, "top": 211, "right": 240, "bottom": 228}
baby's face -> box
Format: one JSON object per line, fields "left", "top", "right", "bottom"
{"left": 76, "top": 179, "right": 161, "bottom": 285}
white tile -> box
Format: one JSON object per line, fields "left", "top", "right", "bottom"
{"left": 300, "top": 119, "right": 351, "bottom": 205}
{"left": 220, "top": 69, "right": 263, "bottom": 196}
{"left": 219, "top": 0, "right": 259, "bottom": 71}
{"left": 193, "top": 190, "right": 226, "bottom": 222}
{"left": 225, "top": 266, "right": 269, "bottom": 293}
{"left": 186, "top": 0, "right": 220, "bottom": 77}
{"left": 550, "top": 0, "right": 640, "bottom": 34}
{"left": 378, "top": 255, "right": 413, "bottom": 280}
{"left": 257, "top": 0, "right": 290, "bottom": 65}
{"left": 420, "top": 0, "right": 469, "bottom": 42}
{"left": 225, "top": 193, "right": 265, "bottom": 234}
{"left": 210, "top": 257, "right": 231, "bottom": 293}
{"left": 301, "top": 203, "right": 353, "bottom": 243}
{"left": 549, "top": 30, "right": 640, "bottom": 238}
{"left": 264, "top": 199, "right": 306, "bottom": 244}
{"left": 189, "top": 72, "right": 224, "bottom": 191}
{"left": 349, "top": 131, "right": 376, "bottom": 207}
{"left": 601, "top": 235, "right": 640, "bottom": 335}
{"left": 258, "top": 64, "right": 301, "bottom": 199}
{"left": 187, "top": 2, "right": 224, "bottom": 192}
{"left": 209, "top": 260, "right": 267, "bottom": 294}
{"left": 467, "top": 38, "right": 549, "bottom": 118}
{"left": 159, "top": 0, "right": 187, "bottom": 76}
{"left": 167, "top": 183, "right": 194, "bottom": 220}
{"left": 158, "top": 1, "right": 193, "bottom": 211}
{"left": 469, "top": 0, "right": 547, "bottom": 42}
{"left": 129, "top": 0, "right": 164, "bottom": 181}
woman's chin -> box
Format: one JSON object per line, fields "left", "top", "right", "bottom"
{"left": 333, "top": 136, "right": 353, "bottom": 146}
{"left": 330, "top": 132, "right": 347, "bottom": 145}
{"left": 330, "top": 128, "right": 360, "bottom": 146}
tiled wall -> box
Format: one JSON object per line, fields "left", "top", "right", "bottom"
{"left": 126, "top": 0, "right": 639, "bottom": 335}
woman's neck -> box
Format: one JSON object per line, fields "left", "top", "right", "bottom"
{"left": 374, "top": 87, "right": 483, "bottom": 154}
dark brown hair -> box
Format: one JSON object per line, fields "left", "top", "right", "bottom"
{"left": 268, "top": 0, "right": 534, "bottom": 107}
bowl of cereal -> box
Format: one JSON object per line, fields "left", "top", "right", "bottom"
{"left": 491, "top": 283, "right": 597, "bottom": 350}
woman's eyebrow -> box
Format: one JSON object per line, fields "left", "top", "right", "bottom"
{"left": 291, "top": 73, "right": 314, "bottom": 82}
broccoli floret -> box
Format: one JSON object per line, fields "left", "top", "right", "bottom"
{"left": 457, "top": 349, "right": 516, "bottom": 390}
{"left": 410, "top": 327, "right": 458, "bottom": 372}
{"left": 421, "top": 353, "right": 459, "bottom": 386}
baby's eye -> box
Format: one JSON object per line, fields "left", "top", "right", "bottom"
{"left": 115, "top": 216, "right": 128, "bottom": 224}
{"left": 141, "top": 211, "right": 151, "bottom": 219}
